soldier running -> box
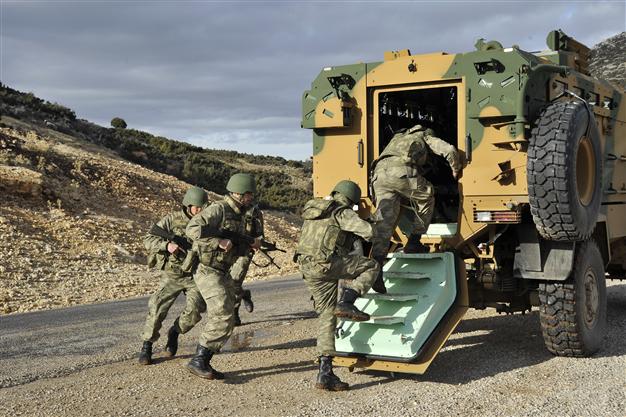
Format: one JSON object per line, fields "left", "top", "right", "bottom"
{"left": 138, "top": 186, "right": 208, "bottom": 365}
{"left": 185, "top": 173, "right": 261, "bottom": 380}
{"left": 295, "top": 180, "right": 380, "bottom": 391}
{"left": 370, "top": 124, "right": 461, "bottom": 293}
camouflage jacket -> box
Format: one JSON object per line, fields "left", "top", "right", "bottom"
{"left": 296, "top": 194, "right": 373, "bottom": 261}
{"left": 373, "top": 124, "right": 461, "bottom": 176}
{"left": 144, "top": 209, "right": 192, "bottom": 275}
{"left": 186, "top": 195, "right": 251, "bottom": 272}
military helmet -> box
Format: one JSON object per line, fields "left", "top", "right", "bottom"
{"left": 332, "top": 180, "right": 361, "bottom": 204}
{"left": 182, "top": 186, "right": 208, "bottom": 207}
{"left": 226, "top": 173, "right": 256, "bottom": 194}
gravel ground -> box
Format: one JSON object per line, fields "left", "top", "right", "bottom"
{"left": 1, "top": 278, "right": 625, "bottom": 417}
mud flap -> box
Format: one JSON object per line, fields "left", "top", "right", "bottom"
{"left": 334, "top": 252, "right": 468, "bottom": 374}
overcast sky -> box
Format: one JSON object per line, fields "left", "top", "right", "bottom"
{"left": 1, "top": 1, "right": 625, "bottom": 160}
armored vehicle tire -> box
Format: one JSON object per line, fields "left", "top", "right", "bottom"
{"left": 527, "top": 100, "right": 602, "bottom": 241}
{"left": 538, "top": 240, "right": 607, "bottom": 357}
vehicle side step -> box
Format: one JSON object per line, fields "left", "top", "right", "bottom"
{"left": 382, "top": 271, "right": 430, "bottom": 280}
{"left": 361, "top": 293, "right": 420, "bottom": 302}
{"left": 340, "top": 315, "right": 405, "bottom": 325}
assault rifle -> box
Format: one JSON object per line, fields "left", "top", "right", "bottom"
{"left": 200, "top": 226, "right": 286, "bottom": 269}
{"left": 149, "top": 224, "right": 192, "bottom": 255}
{"left": 255, "top": 240, "right": 287, "bottom": 270}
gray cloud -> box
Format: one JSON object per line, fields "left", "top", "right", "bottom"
{"left": 2, "top": 1, "right": 624, "bottom": 160}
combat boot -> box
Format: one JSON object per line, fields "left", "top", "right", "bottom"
{"left": 138, "top": 341, "right": 153, "bottom": 365}
{"left": 404, "top": 234, "right": 429, "bottom": 254}
{"left": 242, "top": 289, "right": 254, "bottom": 313}
{"left": 372, "top": 256, "right": 388, "bottom": 294}
{"left": 165, "top": 318, "right": 181, "bottom": 357}
{"left": 334, "top": 288, "right": 370, "bottom": 321}
{"left": 186, "top": 345, "right": 225, "bottom": 380}
{"left": 315, "top": 356, "right": 349, "bottom": 391}
{"left": 233, "top": 307, "right": 242, "bottom": 327}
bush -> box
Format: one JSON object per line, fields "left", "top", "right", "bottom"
{"left": 111, "top": 117, "right": 127, "bottom": 129}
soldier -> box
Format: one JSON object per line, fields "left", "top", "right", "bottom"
{"left": 185, "top": 173, "right": 261, "bottom": 380}
{"left": 295, "top": 180, "right": 380, "bottom": 391}
{"left": 138, "top": 186, "right": 208, "bottom": 365}
{"left": 369, "top": 124, "right": 461, "bottom": 293}
{"left": 230, "top": 203, "right": 263, "bottom": 326}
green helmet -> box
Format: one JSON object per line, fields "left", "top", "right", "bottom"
{"left": 182, "top": 186, "right": 208, "bottom": 207}
{"left": 332, "top": 180, "right": 361, "bottom": 204}
{"left": 226, "top": 173, "right": 256, "bottom": 194}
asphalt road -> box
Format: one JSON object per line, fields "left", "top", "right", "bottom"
{"left": 0, "top": 274, "right": 305, "bottom": 388}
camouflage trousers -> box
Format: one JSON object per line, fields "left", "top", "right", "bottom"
{"left": 370, "top": 168, "right": 434, "bottom": 259}
{"left": 230, "top": 254, "right": 252, "bottom": 310}
{"left": 141, "top": 270, "right": 206, "bottom": 342}
{"left": 194, "top": 263, "right": 236, "bottom": 352}
{"left": 299, "top": 254, "right": 380, "bottom": 356}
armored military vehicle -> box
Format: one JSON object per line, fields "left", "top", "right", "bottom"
{"left": 301, "top": 30, "right": 625, "bottom": 374}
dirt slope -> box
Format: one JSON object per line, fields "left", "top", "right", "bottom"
{"left": 0, "top": 116, "right": 300, "bottom": 314}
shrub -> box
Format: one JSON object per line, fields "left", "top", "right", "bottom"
{"left": 110, "top": 117, "right": 127, "bottom": 129}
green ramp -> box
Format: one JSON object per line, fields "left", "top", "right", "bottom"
{"left": 335, "top": 252, "right": 457, "bottom": 360}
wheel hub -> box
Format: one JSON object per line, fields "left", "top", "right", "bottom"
{"left": 576, "top": 135, "right": 596, "bottom": 207}
{"left": 583, "top": 267, "right": 599, "bottom": 329}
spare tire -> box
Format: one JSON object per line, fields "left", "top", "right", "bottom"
{"left": 527, "top": 100, "right": 603, "bottom": 241}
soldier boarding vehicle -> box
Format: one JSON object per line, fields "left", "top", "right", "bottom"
{"left": 301, "top": 30, "right": 625, "bottom": 374}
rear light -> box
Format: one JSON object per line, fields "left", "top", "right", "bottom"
{"left": 475, "top": 211, "right": 492, "bottom": 222}
{"left": 473, "top": 210, "right": 521, "bottom": 223}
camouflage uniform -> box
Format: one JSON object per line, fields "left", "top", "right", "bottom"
{"left": 370, "top": 124, "right": 461, "bottom": 258}
{"left": 186, "top": 195, "right": 250, "bottom": 352}
{"left": 230, "top": 254, "right": 252, "bottom": 309}
{"left": 296, "top": 193, "right": 380, "bottom": 356}
{"left": 141, "top": 210, "right": 206, "bottom": 343}
{"left": 230, "top": 205, "right": 264, "bottom": 318}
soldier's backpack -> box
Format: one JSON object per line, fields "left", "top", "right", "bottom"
{"left": 296, "top": 198, "right": 348, "bottom": 261}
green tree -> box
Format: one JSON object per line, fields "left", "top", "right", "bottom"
{"left": 111, "top": 117, "right": 127, "bottom": 129}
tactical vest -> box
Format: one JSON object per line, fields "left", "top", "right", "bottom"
{"left": 198, "top": 199, "right": 246, "bottom": 271}
{"left": 296, "top": 198, "right": 350, "bottom": 261}
{"left": 375, "top": 125, "right": 428, "bottom": 168}
{"left": 148, "top": 210, "right": 192, "bottom": 275}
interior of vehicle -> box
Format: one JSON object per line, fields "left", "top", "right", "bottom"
{"left": 376, "top": 86, "right": 460, "bottom": 233}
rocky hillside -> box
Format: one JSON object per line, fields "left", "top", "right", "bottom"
{"left": 0, "top": 84, "right": 312, "bottom": 213}
{"left": 0, "top": 116, "right": 301, "bottom": 314}
{"left": 590, "top": 31, "right": 626, "bottom": 89}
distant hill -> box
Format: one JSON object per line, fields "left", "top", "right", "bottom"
{"left": 0, "top": 84, "right": 312, "bottom": 212}
{"left": 0, "top": 85, "right": 307, "bottom": 315}
{"left": 590, "top": 31, "right": 626, "bottom": 89}
{"left": 0, "top": 115, "right": 301, "bottom": 314}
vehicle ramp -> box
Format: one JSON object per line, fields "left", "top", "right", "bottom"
{"left": 334, "top": 251, "right": 468, "bottom": 374}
